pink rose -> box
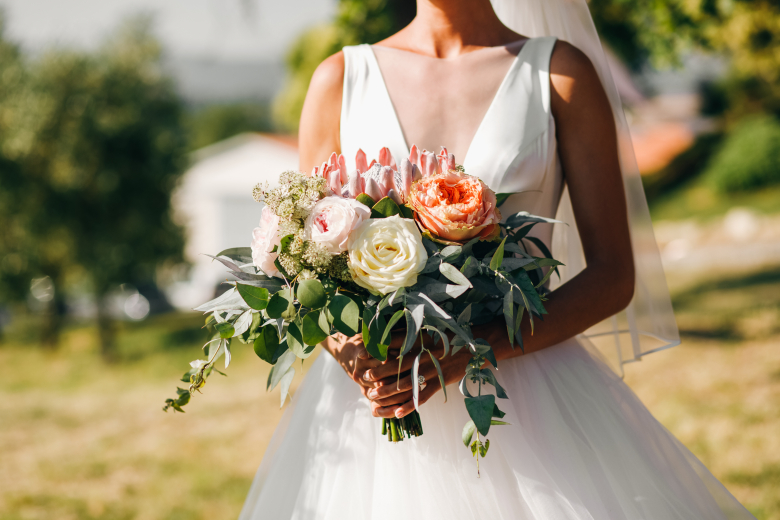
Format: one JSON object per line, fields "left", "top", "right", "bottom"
{"left": 304, "top": 196, "right": 371, "bottom": 254}
{"left": 251, "top": 206, "right": 281, "bottom": 277}
{"left": 409, "top": 171, "right": 502, "bottom": 244}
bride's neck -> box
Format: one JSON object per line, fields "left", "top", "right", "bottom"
{"left": 405, "top": 0, "right": 517, "bottom": 58}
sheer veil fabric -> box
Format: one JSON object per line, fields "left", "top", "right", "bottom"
{"left": 490, "top": 0, "right": 680, "bottom": 373}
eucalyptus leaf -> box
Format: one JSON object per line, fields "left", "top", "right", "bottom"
{"left": 279, "top": 366, "right": 295, "bottom": 407}
{"left": 329, "top": 294, "right": 360, "bottom": 336}
{"left": 356, "top": 193, "right": 375, "bottom": 208}
{"left": 194, "top": 288, "right": 249, "bottom": 313}
{"left": 233, "top": 311, "right": 254, "bottom": 338}
{"left": 412, "top": 354, "right": 421, "bottom": 410}
{"left": 296, "top": 279, "right": 327, "bottom": 309}
{"left": 440, "top": 245, "right": 462, "bottom": 261}
{"left": 253, "top": 325, "right": 281, "bottom": 364}
{"left": 302, "top": 311, "right": 328, "bottom": 345}
{"left": 503, "top": 290, "right": 514, "bottom": 348}
{"left": 381, "top": 309, "right": 405, "bottom": 346}
{"left": 236, "top": 284, "right": 270, "bottom": 310}
{"left": 505, "top": 211, "right": 563, "bottom": 229}
{"left": 267, "top": 289, "right": 295, "bottom": 320}
{"left": 402, "top": 309, "right": 418, "bottom": 356}
{"left": 204, "top": 254, "right": 241, "bottom": 273}
{"left": 421, "top": 256, "right": 441, "bottom": 274}
{"left": 460, "top": 256, "right": 480, "bottom": 278}
{"left": 427, "top": 350, "right": 447, "bottom": 402}
{"left": 465, "top": 394, "right": 496, "bottom": 437}
{"left": 268, "top": 349, "right": 296, "bottom": 391}
{"left": 459, "top": 375, "right": 475, "bottom": 398}
{"left": 439, "top": 263, "right": 472, "bottom": 287}
{"left": 287, "top": 321, "right": 312, "bottom": 359}
{"left": 480, "top": 368, "right": 508, "bottom": 399}
{"left": 216, "top": 247, "right": 253, "bottom": 265}
{"left": 215, "top": 322, "right": 235, "bottom": 339}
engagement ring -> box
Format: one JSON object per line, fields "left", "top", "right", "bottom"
{"left": 418, "top": 375, "right": 427, "bottom": 391}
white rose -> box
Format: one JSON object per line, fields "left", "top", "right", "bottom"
{"left": 347, "top": 215, "right": 428, "bottom": 295}
{"left": 251, "top": 205, "right": 281, "bottom": 277}
{"left": 304, "top": 196, "right": 371, "bottom": 254}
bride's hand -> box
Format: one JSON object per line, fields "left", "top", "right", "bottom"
{"left": 323, "top": 333, "right": 384, "bottom": 398}
{"left": 361, "top": 335, "right": 472, "bottom": 419}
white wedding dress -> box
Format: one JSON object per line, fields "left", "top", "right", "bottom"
{"left": 240, "top": 38, "right": 755, "bottom": 520}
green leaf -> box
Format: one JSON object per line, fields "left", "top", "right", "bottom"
{"left": 465, "top": 394, "right": 496, "bottom": 437}
{"left": 287, "top": 321, "right": 313, "bottom": 359}
{"left": 480, "top": 439, "right": 490, "bottom": 457}
{"left": 216, "top": 247, "right": 253, "bottom": 264}
{"left": 439, "top": 262, "right": 472, "bottom": 287}
{"left": 492, "top": 403, "right": 506, "bottom": 419}
{"left": 356, "top": 193, "right": 375, "bottom": 208}
{"left": 491, "top": 420, "right": 511, "bottom": 426}
{"left": 489, "top": 237, "right": 507, "bottom": 271}
{"left": 302, "top": 311, "right": 328, "bottom": 345}
{"left": 462, "top": 420, "right": 477, "bottom": 447}
{"left": 215, "top": 322, "right": 235, "bottom": 339}
{"left": 266, "top": 288, "right": 295, "bottom": 320}
{"left": 370, "top": 196, "right": 401, "bottom": 218}
{"left": 400, "top": 204, "right": 414, "bottom": 219}
{"left": 318, "top": 307, "right": 332, "bottom": 335}
{"left": 296, "top": 279, "right": 326, "bottom": 309}
{"left": 236, "top": 284, "right": 270, "bottom": 310}
{"left": 495, "top": 193, "right": 514, "bottom": 206}
{"left": 503, "top": 290, "right": 514, "bottom": 348}
{"left": 253, "top": 326, "right": 281, "bottom": 364}
{"left": 362, "top": 307, "right": 388, "bottom": 361}
{"left": 329, "top": 294, "right": 360, "bottom": 336}
{"left": 381, "top": 309, "right": 404, "bottom": 346}
{"left": 427, "top": 349, "right": 447, "bottom": 402}
{"left": 505, "top": 211, "right": 563, "bottom": 229}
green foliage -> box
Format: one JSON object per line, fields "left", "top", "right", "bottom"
{"left": 704, "top": 115, "right": 780, "bottom": 193}
{"left": 0, "top": 16, "right": 188, "bottom": 351}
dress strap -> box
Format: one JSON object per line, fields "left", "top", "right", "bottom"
{"left": 340, "top": 45, "right": 408, "bottom": 172}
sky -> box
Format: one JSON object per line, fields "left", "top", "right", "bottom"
{"left": 0, "top": 0, "right": 336, "bottom": 61}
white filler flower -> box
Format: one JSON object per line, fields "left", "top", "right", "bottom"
{"left": 304, "top": 196, "right": 371, "bottom": 254}
{"left": 347, "top": 215, "right": 428, "bottom": 295}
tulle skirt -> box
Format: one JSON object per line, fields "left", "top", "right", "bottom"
{"left": 239, "top": 337, "right": 755, "bottom": 520}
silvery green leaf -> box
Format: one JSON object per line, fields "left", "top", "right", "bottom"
{"left": 439, "top": 263, "right": 472, "bottom": 287}
{"left": 276, "top": 318, "right": 285, "bottom": 339}
{"left": 423, "top": 325, "right": 449, "bottom": 358}
{"left": 428, "top": 350, "right": 447, "bottom": 402}
{"left": 459, "top": 375, "right": 475, "bottom": 398}
{"left": 407, "top": 293, "right": 451, "bottom": 320}
{"left": 451, "top": 335, "right": 467, "bottom": 355}
{"left": 503, "top": 291, "right": 514, "bottom": 348}
{"left": 501, "top": 257, "right": 537, "bottom": 271}
{"left": 422, "top": 238, "right": 439, "bottom": 256}
{"left": 236, "top": 279, "right": 285, "bottom": 292}
{"left": 505, "top": 211, "right": 563, "bottom": 229}
{"left": 421, "top": 256, "right": 441, "bottom": 274}
{"left": 229, "top": 270, "right": 270, "bottom": 282}
{"left": 457, "top": 304, "right": 472, "bottom": 326}
{"left": 204, "top": 254, "right": 242, "bottom": 273}
{"left": 504, "top": 243, "right": 527, "bottom": 255}
{"left": 460, "top": 237, "right": 480, "bottom": 257}
{"left": 418, "top": 283, "right": 469, "bottom": 303}
{"left": 412, "top": 354, "right": 421, "bottom": 410}
{"left": 216, "top": 247, "right": 253, "bottom": 265}
{"left": 480, "top": 368, "right": 508, "bottom": 398}
{"left": 402, "top": 307, "right": 421, "bottom": 356}
{"left": 279, "top": 366, "right": 295, "bottom": 407}
{"left": 194, "top": 288, "right": 249, "bottom": 313}
{"left": 440, "top": 245, "right": 462, "bottom": 261}
{"left": 389, "top": 288, "right": 405, "bottom": 306}
{"left": 268, "top": 349, "right": 296, "bottom": 391}
{"left": 460, "top": 256, "right": 480, "bottom": 278}
{"left": 232, "top": 311, "right": 253, "bottom": 337}
{"left": 224, "top": 342, "right": 232, "bottom": 369}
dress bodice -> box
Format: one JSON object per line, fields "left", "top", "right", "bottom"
{"left": 340, "top": 36, "right": 563, "bottom": 249}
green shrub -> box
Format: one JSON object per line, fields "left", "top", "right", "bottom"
{"left": 705, "top": 115, "right": 780, "bottom": 193}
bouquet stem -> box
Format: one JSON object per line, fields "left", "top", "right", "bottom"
{"left": 382, "top": 410, "right": 423, "bottom": 443}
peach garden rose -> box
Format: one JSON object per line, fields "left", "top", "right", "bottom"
{"left": 408, "top": 170, "right": 502, "bottom": 244}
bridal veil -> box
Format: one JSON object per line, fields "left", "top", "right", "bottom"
{"left": 491, "top": 0, "right": 680, "bottom": 373}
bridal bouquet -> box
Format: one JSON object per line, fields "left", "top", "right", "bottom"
{"left": 164, "top": 145, "right": 562, "bottom": 462}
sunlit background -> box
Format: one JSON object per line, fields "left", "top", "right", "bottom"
{"left": 1, "top": 0, "right": 779, "bottom": 518}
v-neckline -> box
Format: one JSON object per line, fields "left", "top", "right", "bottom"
{"left": 365, "top": 38, "right": 533, "bottom": 168}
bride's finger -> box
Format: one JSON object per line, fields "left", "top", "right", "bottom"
{"left": 369, "top": 389, "right": 413, "bottom": 407}
{"left": 394, "top": 378, "right": 441, "bottom": 418}
{"left": 363, "top": 353, "right": 418, "bottom": 382}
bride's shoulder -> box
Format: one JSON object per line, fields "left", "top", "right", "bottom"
{"left": 549, "top": 40, "right": 604, "bottom": 106}
{"left": 308, "top": 51, "right": 345, "bottom": 100}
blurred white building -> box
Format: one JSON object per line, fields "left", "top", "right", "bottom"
{"left": 167, "top": 133, "right": 297, "bottom": 309}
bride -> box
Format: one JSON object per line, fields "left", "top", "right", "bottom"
{"left": 240, "top": 0, "right": 756, "bottom": 518}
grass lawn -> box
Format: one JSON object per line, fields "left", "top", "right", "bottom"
{"left": 2, "top": 267, "right": 780, "bottom": 519}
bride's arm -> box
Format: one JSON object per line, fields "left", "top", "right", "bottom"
{"left": 364, "top": 41, "right": 636, "bottom": 419}
{"left": 298, "top": 52, "right": 386, "bottom": 390}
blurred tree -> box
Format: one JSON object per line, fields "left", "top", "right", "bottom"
{"left": 0, "top": 16, "right": 188, "bottom": 358}
{"left": 185, "top": 102, "right": 272, "bottom": 151}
